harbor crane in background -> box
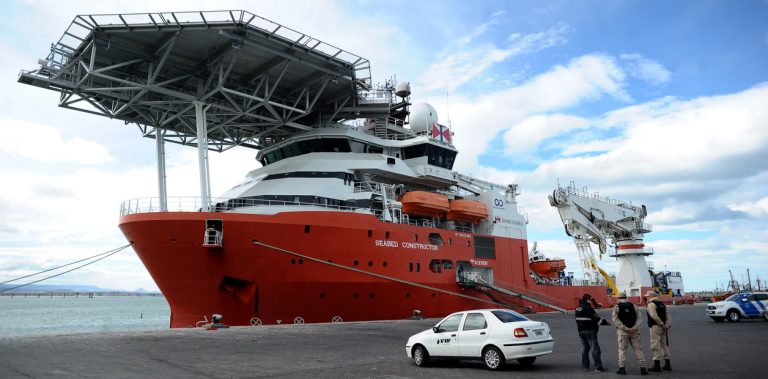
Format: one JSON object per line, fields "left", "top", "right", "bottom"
{"left": 549, "top": 182, "right": 653, "bottom": 297}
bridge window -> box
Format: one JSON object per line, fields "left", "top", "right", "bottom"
{"left": 442, "top": 260, "right": 453, "bottom": 270}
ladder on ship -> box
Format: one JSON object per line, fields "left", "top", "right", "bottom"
{"left": 459, "top": 272, "right": 568, "bottom": 313}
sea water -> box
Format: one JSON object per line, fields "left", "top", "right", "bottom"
{"left": 0, "top": 295, "right": 170, "bottom": 337}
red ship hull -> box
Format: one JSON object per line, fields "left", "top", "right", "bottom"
{"left": 120, "top": 211, "right": 612, "bottom": 327}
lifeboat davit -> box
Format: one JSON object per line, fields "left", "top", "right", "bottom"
{"left": 446, "top": 199, "right": 489, "bottom": 223}
{"left": 400, "top": 191, "right": 449, "bottom": 217}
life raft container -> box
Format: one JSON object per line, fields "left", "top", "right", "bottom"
{"left": 400, "top": 191, "right": 449, "bottom": 217}
{"left": 446, "top": 199, "right": 489, "bottom": 223}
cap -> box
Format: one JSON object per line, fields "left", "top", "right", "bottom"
{"left": 645, "top": 290, "right": 658, "bottom": 298}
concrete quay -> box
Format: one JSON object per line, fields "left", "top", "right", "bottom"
{"left": 0, "top": 304, "right": 765, "bottom": 378}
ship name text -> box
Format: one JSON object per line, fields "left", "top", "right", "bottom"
{"left": 375, "top": 240, "right": 439, "bottom": 251}
{"left": 470, "top": 259, "right": 489, "bottom": 266}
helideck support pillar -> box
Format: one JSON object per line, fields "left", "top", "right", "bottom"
{"left": 155, "top": 128, "right": 168, "bottom": 211}
{"left": 195, "top": 101, "right": 211, "bottom": 211}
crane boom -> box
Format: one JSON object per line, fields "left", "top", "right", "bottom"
{"left": 549, "top": 182, "right": 653, "bottom": 297}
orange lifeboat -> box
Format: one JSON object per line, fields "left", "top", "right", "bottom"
{"left": 446, "top": 199, "right": 489, "bottom": 223}
{"left": 530, "top": 259, "right": 566, "bottom": 279}
{"left": 400, "top": 191, "right": 449, "bottom": 217}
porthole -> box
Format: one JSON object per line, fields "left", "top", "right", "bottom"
{"left": 431, "top": 293, "right": 436, "bottom": 298}
{"left": 353, "top": 293, "right": 359, "bottom": 299}
{"left": 367, "top": 230, "right": 372, "bottom": 237}
{"left": 290, "top": 259, "right": 295, "bottom": 265}
{"left": 369, "top": 293, "right": 375, "bottom": 299}
{"left": 320, "top": 293, "right": 325, "bottom": 299}
{"left": 298, "top": 259, "right": 304, "bottom": 264}
{"left": 406, "top": 293, "right": 411, "bottom": 298}
{"left": 368, "top": 261, "right": 373, "bottom": 267}
{"left": 353, "top": 260, "right": 359, "bottom": 266}
{"left": 304, "top": 225, "right": 311, "bottom": 233}
{"left": 383, "top": 261, "right": 388, "bottom": 267}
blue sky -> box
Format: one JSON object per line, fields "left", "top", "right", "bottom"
{"left": 0, "top": 0, "right": 767, "bottom": 292}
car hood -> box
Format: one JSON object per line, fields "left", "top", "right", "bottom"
{"left": 407, "top": 329, "right": 433, "bottom": 342}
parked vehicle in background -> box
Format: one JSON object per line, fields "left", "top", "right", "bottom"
{"left": 706, "top": 292, "right": 768, "bottom": 322}
{"left": 405, "top": 309, "right": 554, "bottom": 370}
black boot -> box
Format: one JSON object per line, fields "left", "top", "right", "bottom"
{"left": 641, "top": 367, "right": 649, "bottom": 375}
{"left": 616, "top": 367, "right": 627, "bottom": 375}
{"left": 649, "top": 360, "right": 662, "bottom": 372}
{"left": 663, "top": 359, "right": 671, "bottom": 371}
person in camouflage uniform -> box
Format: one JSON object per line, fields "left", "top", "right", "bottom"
{"left": 612, "top": 292, "right": 648, "bottom": 375}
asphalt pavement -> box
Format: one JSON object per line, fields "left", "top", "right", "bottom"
{"left": 0, "top": 303, "right": 765, "bottom": 378}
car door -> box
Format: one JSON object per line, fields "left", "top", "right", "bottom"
{"left": 429, "top": 313, "right": 464, "bottom": 357}
{"left": 740, "top": 294, "right": 759, "bottom": 316}
{"left": 458, "top": 312, "right": 489, "bottom": 358}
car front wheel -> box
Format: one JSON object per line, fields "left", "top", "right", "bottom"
{"left": 517, "top": 357, "right": 536, "bottom": 367}
{"left": 726, "top": 310, "right": 741, "bottom": 322}
{"left": 413, "top": 345, "right": 430, "bottom": 367}
{"left": 482, "top": 346, "right": 505, "bottom": 371}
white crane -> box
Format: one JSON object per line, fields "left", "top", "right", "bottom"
{"left": 548, "top": 182, "right": 653, "bottom": 297}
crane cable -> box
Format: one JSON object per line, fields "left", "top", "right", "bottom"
{"left": 0, "top": 244, "right": 131, "bottom": 293}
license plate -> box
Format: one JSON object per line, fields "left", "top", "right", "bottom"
{"left": 534, "top": 329, "right": 544, "bottom": 336}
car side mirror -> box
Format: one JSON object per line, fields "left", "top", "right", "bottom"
{"left": 740, "top": 298, "right": 748, "bottom": 302}
{"left": 432, "top": 326, "right": 439, "bottom": 333}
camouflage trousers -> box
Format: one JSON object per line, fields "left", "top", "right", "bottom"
{"left": 617, "top": 332, "right": 646, "bottom": 367}
{"left": 649, "top": 325, "right": 671, "bottom": 360}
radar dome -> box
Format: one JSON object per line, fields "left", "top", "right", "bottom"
{"left": 395, "top": 81, "right": 411, "bottom": 98}
{"left": 409, "top": 103, "right": 438, "bottom": 133}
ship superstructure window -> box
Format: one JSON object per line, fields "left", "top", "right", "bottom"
{"left": 260, "top": 138, "right": 385, "bottom": 165}
{"left": 473, "top": 236, "right": 496, "bottom": 259}
{"left": 428, "top": 233, "right": 444, "bottom": 246}
{"left": 429, "top": 259, "right": 442, "bottom": 273}
{"left": 401, "top": 143, "right": 457, "bottom": 169}
{"left": 442, "top": 260, "right": 453, "bottom": 270}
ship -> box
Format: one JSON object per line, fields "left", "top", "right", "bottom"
{"left": 18, "top": 10, "right": 614, "bottom": 328}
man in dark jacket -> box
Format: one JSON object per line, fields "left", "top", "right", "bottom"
{"left": 576, "top": 293, "right": 610, "bottom": 371}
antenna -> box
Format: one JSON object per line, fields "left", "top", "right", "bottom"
{"left": 446, "top": 90, "right": 451, "bottom": 127}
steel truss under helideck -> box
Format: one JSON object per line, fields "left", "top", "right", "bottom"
{"left": 18, "top": 10, "right": 374, "bottom": 152}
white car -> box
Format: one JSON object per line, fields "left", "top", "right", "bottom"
{"left": 706, "top": 292, "right": 768, "bottom": 322}
{"left": 405, "top": 309, "right": 554, "bottom": 370}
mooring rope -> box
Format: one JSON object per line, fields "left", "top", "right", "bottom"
{"left": 0, "top": 244, "right": 131, "bottom": 293}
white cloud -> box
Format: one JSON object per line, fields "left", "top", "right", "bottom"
{"left": 432, "top": 54, "right": 628, "bottom": 174}
{"left": 620, "top": 53, "right": 671, "bottom": 86}
{"left": 0, "top": 119, "right": 113, "bottom": 164}
{"left": 502, "top": 113, "right": 590, "bottom": 156}
{"left": 535, "top": 85, "right": 768, "bottom": 184}
{"left": 416, "top": 22, "right": 570, "bottom": 93}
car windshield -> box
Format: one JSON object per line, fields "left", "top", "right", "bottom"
{"left": 724, "top": 294, "right": 742, "bottom": 302}
{"left": 491, "top": 310, "right": 528, "bottom": 323}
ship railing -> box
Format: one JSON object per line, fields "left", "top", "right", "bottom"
{"left": 353, "top": 181, "right": 397, "bottom": 199}
{"left": 120, "top": 197, "right": 370, "bottom": 216}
